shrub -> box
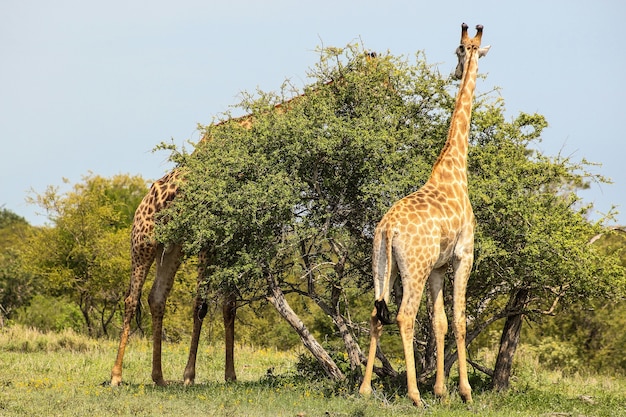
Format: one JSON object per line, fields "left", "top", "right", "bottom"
{"left": 13, "top": 295, "right": 84, "bottom": 333}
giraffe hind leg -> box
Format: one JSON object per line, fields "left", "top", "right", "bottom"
{"left": 359, "top": 307, "right": 383, "bottom": 397}
{"left": 111, "top": 260, "right": 152, "bottom": 386}
{"left": 149, "top": 244, "right": 182, "bottom": 386}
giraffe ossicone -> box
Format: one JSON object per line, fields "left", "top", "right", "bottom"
{"left": 359, "top": 23, "right": 489, "bottom": 407}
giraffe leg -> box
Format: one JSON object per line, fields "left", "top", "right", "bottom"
{"left": 223, "top": 291, "right": 237, "bottom": 382}
{"left": 111, "top": 259, "right": 153, "bottom": 386}
{"left": 429, "top": 267, "right": 448, "bottom": 398}
{"left": 452, "top": 251, "right": 473, "bottom": 403}
{"left": 184, "top": 250, "right": 210, "bottom": 385}
{"left": 359, "top": 307, "right": 383, "bottom": 397}
{"left": 183, "top": 292, "right": 204, "bottom": 386}
{"left": 397, "top": 305, "right": 422, "bottom": 407}
{"left": 148, "top": 244, "right": 182, "bottom": 386}
{"left": 396, "top": 266, "right": 428, "bottom": 408}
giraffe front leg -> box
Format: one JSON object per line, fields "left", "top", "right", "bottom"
{"left": 183, "top": 293, "right": 205, "bottom": 386}
{"left": 185, "top": 251, "right": 209, "bottom": 386}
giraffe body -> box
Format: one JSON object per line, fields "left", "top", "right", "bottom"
{"left": 110, "top": 170, "right": 237, "bottom": 387}
{"left": 359, "top": 23, "right": 489, "bottom": 406}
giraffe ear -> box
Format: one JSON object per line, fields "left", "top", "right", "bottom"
{"left": 478, "top": 45, "right": 491, "bottom": 58}
{"left": 453, "top": 62, "right": 463, "bottom": 79}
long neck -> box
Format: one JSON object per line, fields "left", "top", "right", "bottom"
{"left": 429, "top": 52, "right": 479, "bottom": 186}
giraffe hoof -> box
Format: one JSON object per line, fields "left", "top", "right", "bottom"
{"left": 408, "top": 391, "right": 424, "bottom": 408}
{"left": 153, "top": 378, "right": 168, "bottom": 387}
{"left": 412, "top": 397, "right": 428, "bottom": 408}
{"left": 358, "top": 384, "right": 372, "bottom": 397}
{"left": 433, "top": 384, "right": 448, "bottom": 398}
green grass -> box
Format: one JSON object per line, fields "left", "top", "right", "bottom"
{"left": 1, "top": 326, "right": 625, "bottom": 416}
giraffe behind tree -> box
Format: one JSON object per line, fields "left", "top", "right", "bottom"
{"left": 110, "top": 169, "right": 238, "bottom": 387}
{"left": 109, "top": 54, "right": 380, "bottom": 387}
{"left": 359, "top": 23, "right": 490, "bottom": 406}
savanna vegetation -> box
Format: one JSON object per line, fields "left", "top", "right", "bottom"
{"left": 1, "top": 44, "right": 625, "bottom": 415}
{"left": 1, "top": 326, "right": 625, "bottom": 416}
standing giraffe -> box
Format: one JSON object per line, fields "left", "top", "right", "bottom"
{"left": 359, "top": 23, "right": 489, "bottom": 406}
{"left": 110, "top": 52, "right": 382, "bottom": 387}
{"left": 110, "top": 168, "right": 238, "bottom": 387}
{"left": 109, "top": 105, "right": 300, "bottom": 388}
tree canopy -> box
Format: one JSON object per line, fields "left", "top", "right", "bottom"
{"left": 156, "top": 44, "right": 625, "bottom": 383}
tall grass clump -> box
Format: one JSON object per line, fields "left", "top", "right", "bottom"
{"left": 0, "top": 324, "right": 99, "bottom": 353}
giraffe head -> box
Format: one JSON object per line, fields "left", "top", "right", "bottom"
{"left": 454, "top": 23, "right": 490, "bottom": 79}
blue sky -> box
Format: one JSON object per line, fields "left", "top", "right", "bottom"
{"left": 1, "top": 0, "right": 624, "bottom": 226}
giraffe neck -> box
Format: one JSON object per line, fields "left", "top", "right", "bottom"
{"left": 428, "top": 53, "right": 479, "bottom": 187}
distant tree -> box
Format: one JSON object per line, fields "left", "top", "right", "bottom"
{"left": 23, "top": 174, "right": 148, "bottom": 336}
{"left": 156, "top": 44, "right": 625, "bottom": 386}
{"left": 0, "top": 208, "right": 35, "bottom": 326}
{"left": 0, "top": 208, "right": 28, "bottom": 230}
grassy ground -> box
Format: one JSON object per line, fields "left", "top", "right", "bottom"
{"left": 0, "top": 326, "right": 624, "bottom": 416}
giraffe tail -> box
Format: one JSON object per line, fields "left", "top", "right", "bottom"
{"left": 374, "top": 226, "right": 395, "bottom": 326}
{"left": 375, "top": 299, "right": 393, "bottom": 325}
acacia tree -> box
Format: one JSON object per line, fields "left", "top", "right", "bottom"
{"left": 24, "top": 174, "right": 148, "bottom": 336}
{"left": 157, "top": 44, "right": 624, "bottom": 386}
{"left": 465, "top": 107, "right": 625, "bottom": 389}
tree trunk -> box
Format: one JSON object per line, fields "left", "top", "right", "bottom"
{"left": 306, "top": 289, "right": 397, "bottom": 378}
{"left": 223, "top": 291, "right": 237, "bottom": 381}
{"left": 80, "top": 294, "right": 94, "bottom": 337}
{"left": 100, "top": 301, "right": 118, "bottom": 337}
{"left": 266, "top": 276, "right": 345, "bottom": 381}
{"left": 309, "top": 281, "right": 365, "bottom": 374}
{"left": 492, "top": 288, "right": 530, "bottom": 391}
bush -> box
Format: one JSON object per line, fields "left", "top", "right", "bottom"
{"left": 531, "top": 337, "right": 581, "bottom": 375}
{"left": 13, "top": 295, "right": 84, "bottom": 333}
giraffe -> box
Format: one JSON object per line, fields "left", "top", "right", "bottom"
{"left": 110, "top": 51, "right": 382, "bottom": 387}
{"left": 110, "top": 168, "right": 238, "bottom": 387}
{"left": 359, "top": 23, "right": 489, "bottom": 406}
